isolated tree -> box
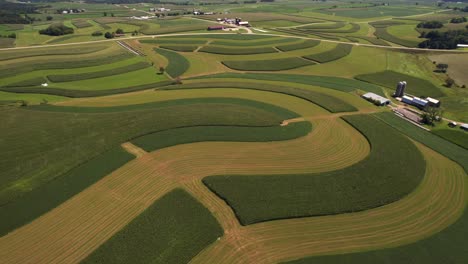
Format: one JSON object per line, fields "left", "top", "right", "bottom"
{"left": 103, "top": 12, "right": 107, "bottom": 17}
{"left": 445, "top": 77, "right": 455, "bottom": 87}
{"left": 104, "top": 32, "right": 114, "bottom": 39}
{"left": 115, "top": 28, "right": 124, "bottom": 34}
{"left": 421, "top": 106, "right": 442, "bottom": 126}
{"left": 159, "top": 66, "right": 165, "bottom": 74}
{"left": 46, "top": 16, "right": 53, "bottom": 21}
{"left": 436, "top": 63, "right": 448, "bottom": 73}
{"left": 111, "top": 13, "right": 114, "bottom": 17}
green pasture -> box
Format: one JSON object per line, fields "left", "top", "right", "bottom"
{"left": 0, "top": 91, "right": 67, "bottom": 104}
{"left": 0, "top": 97, "right": 296, "bottom": 205}
{"left": 432, "top": 129, "right": 468, "bottom": 150}
{"left": 83, "top": 189, "right": 223, "bottom": 264}
{"left": 303, "top": 43, "right": 352, "bottom": 63}
{"left": 133, "top": 122, "right": 311, "bottom": 152}
{"left": 374, "top": 112, "right": 468, "bottom": 173}
{"left": 203, "top": 114, "right": 426, "bottom": 225}
{"left": 160, "top": 81, "right": 358, "bottom": 113}
{"left": 155, "top": 47, "right": 190, "bottom": 78}
{"left": 355, "top": 70, "right": 444, "bottom": 98}
{"left": 222, "top": 57, "right": 315, "bottom": 71}
{"left": 0, "top": 146, "right": 134, "bottom": 236}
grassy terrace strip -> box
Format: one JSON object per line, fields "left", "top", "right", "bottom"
{"left": 155, "top": 47, "right": 189, "bottom": 78}
{"left": 0, "top": 146, "right": 134, "bottom": 237}
{"left": 5, "top": 77, "right": 47, "bottom": 87}
{"left": 431, "top": 129, "right": 468, "bottom": 150}
{"left": 373, "top": 26, "right": 420, "bottom": 47}
{"left": 0, "top": 98, "right": 295, "bottom": 205}
{"left": 203, "top": 115, "right": 426, "bottom": 225}
{"left": 132, "top": 122, "right": 312, "bottom": 152}
{"left": 140, "top": 39, "right": 207, "bottom": 45}
{"left": 300, "top": 22, "right": 346, "bottom": 30}
{"left": 47, "top": 62, "right": 150, "bottom": 82}
{"left": 0, "top": 46, "right": 107, "bottom": 61}
{"left": 172, "top": 34, "right": 274, "bottom": 40}
{"left": 222, "top": 57, "right": 315, "bottom": 71}
{"left": 0, "top": 53, "right": 135, "bottom": 79}
{"left": 276, "top": 40, "right": 321, "bottom": 52}
{"left": 303, "top": 44, "right": 353, "bottom": 63}
{"left": 82, "top": 189, "right": 223, "bottom": 264}
{"left": 349, "top": 36, "right": 390, "bottom": 46}
{"left": 285, "top": 211, "right": 468, "bottom": 264}
{"left": 192, "top": 73, "right": 385, "bottom": 96}
{"left": 210, "top": 38, "right": 296, "bottom": 47}
{"left": 199, "top": 45, "right": 278, "bottom": 55}
{"left": 158, "top": 45, "right": 199, "bottom": 52}
{"left": 0, "top": 81, "right": 174, "bottom": 98}
{"left": 374, "top": 112, "right": 468, "bottom": 173}
{"left": 160, "top": 81, "right": 358, "bottom": 113}
{"left": 71, "top": 19, "right": 92, "bottom": 28}
{"left": 355, "top": 70, "right": 444, "bottom": 97}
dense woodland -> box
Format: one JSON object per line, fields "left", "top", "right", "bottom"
{"left": 419, "top": 29, "right": 468, "bottom": 49}
{"left": 0, "top": 0, "right": 41, "bottom": 24}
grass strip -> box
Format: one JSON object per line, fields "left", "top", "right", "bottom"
{"left": 374, "top": 112, "right": 468, "bottom": 172}
{"left": 82, "top": 189, "right": 223, "bottom": 264}
{"left": 132, "top": 122, "right": 312, "bottom": 152}
{"left": 160, "top": 81, "right": 357, "bottom": 113}
{"left": 276, "top": 40, "right": 321, "bottom": 52}
{"left": 140, "top": 39, "right": 207, "bottom": 45}
{"left": 199, "top": 45, "right": 278, "bottom": 55}
{"left": 431, "top": 129, "right": 468, "bottom": 150}
{"left": 0, "top": 45, "right": 107, "bottom": 61}
{"left": 47, "top": 62, "right": 150, "bottom": 82}
{"left": 210, "top": 38, "right": 295, "bottom": 47}
{"left": 203, "top": 114, "right": 426, "bottom": 225}
{"left": 159, "top": 45, "right": 199, "bottom": 52}
{"left": 222, "top": 57, "right": 315, "bottom": 71}
{"left": 0, "top": 146, "right": 134, "bottom": 237}
{"left": 355, "top": 70, "right": 444, "bottom": 97}
{"left": 191, "top": 73, "right": 385, "bottom": 96}
{"left": 303, "top": 43, "right": 352, "bottom": 63}
{"left": 373, "top": 27, "right": 420, "bottom": 47}
{"left": 155, "top": 47, "right": 189, "bottom": 78}
{"left": 0, "top": 81, "right": 174, "bottom": 98}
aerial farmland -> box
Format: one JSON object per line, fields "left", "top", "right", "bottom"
{"left": 0, "top": 0, "right": 467, "bottom": 263}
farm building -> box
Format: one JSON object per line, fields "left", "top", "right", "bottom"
{"left": 362, "top": 92, "right": 390, "bottom": 106}
{"left": 412, "top": 97, "right": 429, "bottom": 109}
{"left": 401, "top": 95, "right": 414, "bottom": 105}
{"left": 394, "top": 81, "right": 407, "bottom": 97}
{"left": 461, "top": 124, "right": 468, "bottom": 131}
{"left": 426, "top": 97, "right": 441, "bottom": 107}
{"left": 457, "top": 44, "right": 468, "bottom": 48}
{"left": 238, "top": 21, "right": 250, "bottom": 27}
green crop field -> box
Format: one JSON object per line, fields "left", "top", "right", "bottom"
{"left": 222, "top": 57, "right": 315, "bottom": 71}
{"left": 303, "top": 43, "right": 353, "bottom": 63}
{"left": 355, "top": 70, "right": 445, "bottom": 97}
{"left": 82, "top": 189, "right": 223, "bottom": 264}
{"left": 199, "top": 45, "right": 278, "bottom": 55}
{"left": 276, "top": 40, "right": 321, "bottom": 52}
{"left": 203, "top": 114, "right": 426, "bottom": 225}
{"left": 1, "top": 2, "right": 467, "bottom": 263}
{"left": 154, "top": 48, "right": 190, "bottom": 78}
{"left": 431, "top": 129, "right": 468, "bottom": 150}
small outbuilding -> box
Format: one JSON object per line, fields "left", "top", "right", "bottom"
{"left": 362, "top": 92, "right": 391, "bottom": 106}
{"left": 426, "top": 97, "right": 441, "bottom": 107}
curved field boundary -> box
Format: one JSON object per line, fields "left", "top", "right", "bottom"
{"left": 155, "top": 47, "right": 190, "bottom": 78}
{"left": 47, "top": 62, "right": 151, "bottom": 83}
{"left": 0, "top": 53, "right": 135, "bottom": 79}
{"left": 210, "top": 38, "right": 296, "bottom": 47}
{"left": 431, "top": 129, "right": 468, "bottom": 150}
{"left": 199, "top": 45, "right": 278, "bottom": 55}
{"left": 276, "top": 40, "right": 321, "bottom": 52}
{"left": 222, "top": 57, "right": 315, "bottom": 71}
{"left": 299, "top": 22, "right": 346, "bottom": 30}
{"left": 374, "top": 112, "right": 468, "bottom": 173}
{"left": 0, "top": 147, "right": 134, "bottom": 237}
{"left": 3, "top": 77, "right": 47, "bottom": 87}
{"left": 132, "top": 122, "right": 312, "bottom": 152}
{"left": 348, "top": 36, "right": 390, "bottom": 46}
{"left": 192, "top": 142, "right": 466, "bottom": 264}
{"left": 0, "top": 45, "right": 107, "bottom": 61}
{"left": 0, "top": 103, "right": 371, "bottom": 263}
{"left": 191, "top": 73, "right": 385, "bottom": 96}
{"left": 203, "top": 114, "right": 426, "bottom": 225}
{"left": 159, "top": 45, "right": 199, "bottom": 52}
{"left": 303, "top": 43, "right": 353, "bottom": 63}
{"left": 355, "top": 70, "right": 444, "bottom": 98}
{"left": 297, "top": 23, "right": 360, "bottom": 34}
{"left": 373, "top": 26, "right": 420, "bottom": 47}
{"left": 0, "top": 81, "right": 174, "bottom": 98}
{"left": 159, "top": 81, "right": 358, "bottom": 113}
{"left": 171, "top": 34, "right": 274, "bottom": 41}
{"left": 82, "top": 189, "right": 223, "bottom": 264}
{"left": 140, "top": 39, "right": 208, "bottom": 45}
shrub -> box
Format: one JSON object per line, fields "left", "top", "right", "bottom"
{"left": 39, "top": 23, "right": 74, "bottom": 36}
{"left": 417, "top": 21, "right": 444, "bottom": 29}
{"left": 104, "top": 32, "right": 113, "bottom": 39}
{"left": 91, "top": 31, "right": 103, "bottom": 36}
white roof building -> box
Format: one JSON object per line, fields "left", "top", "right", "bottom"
{"left": 362, "top": 92, "right": 391, "bottom": 106}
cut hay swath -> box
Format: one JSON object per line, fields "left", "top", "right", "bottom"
{"left": 222, "top": 57, "right": 315, "bottom": 71}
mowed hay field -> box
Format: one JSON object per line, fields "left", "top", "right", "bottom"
{"left": 0, "top": 31, "right": 467, "bottom": 264}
